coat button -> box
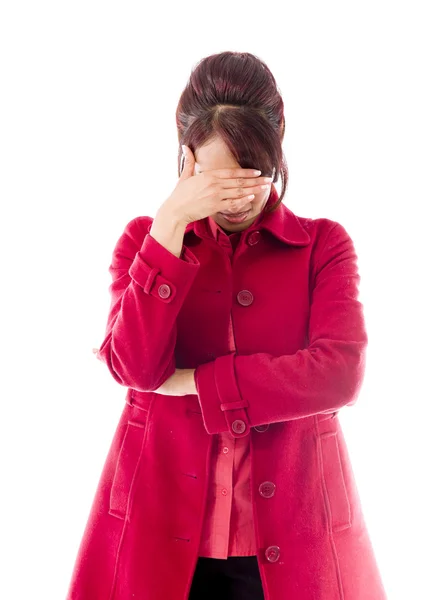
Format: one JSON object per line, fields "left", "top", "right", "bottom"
{"left": 237, "top": 290, "right": 253, "bottom": 306}
{"left": 254, "top": 424, "right": 269, "bottom": 432}
{"left": 259, "top": 481, "right": 276, "bottom": 498}
{"left": 265, "top": 545, "right": 280, "bottom": 563}
{"left": 158, "top": 284, "right": 171, "bottom": 299}
{"left": 247, "top": 231, "right": 261, "bottom": 246}
{"left": 232, "top": 419, "right": 246, "bottom": 434}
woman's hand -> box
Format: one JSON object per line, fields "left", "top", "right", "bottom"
{"left": 153, "top": 368, "right": 197, "bottom": 396}
{"left": 164, "top": 144, "right": 269, "bottom": 225}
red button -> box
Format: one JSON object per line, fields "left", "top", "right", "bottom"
{"left": 254, "top": 424, "right": 269, "bottom": 432}
{"left": 221, "top": 488, "right": 228, "bottom": 496}
{"left": 237, "top": 290, "right": 253, "bottom": 306}
{"left": 248, "top": 231, "right": 261, "bottom": 246}
{"left": 259, "top": 481, "right": 276, "bottom": 498}
{"left": 232, "top": 419, "right": 246, "bottom": 434}
{"left": 265, "top": 545, "right": 280, "bottom": 562}
{"left": 158, "top": 284, "right": 171, "bottom": 299}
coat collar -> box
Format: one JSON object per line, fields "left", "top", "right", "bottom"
{"left": 184, "top": 184, "right": 311, "bottom": 247}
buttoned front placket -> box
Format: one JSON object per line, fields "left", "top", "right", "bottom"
{"left": 198, "top": 225, "right": 258, "bottom": 558}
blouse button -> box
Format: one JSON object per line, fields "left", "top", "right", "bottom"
{"left": 248, "top": 231, "right": 261, "bottom": 246}
{"left": 254, "top": 424, "right": 269, "bottom": 432}
{"left": 265, "top": 545, "right": 281, "bottom": 562}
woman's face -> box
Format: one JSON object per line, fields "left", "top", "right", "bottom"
{"left": 193, "top": 136, "right": 273, "bottom": 233}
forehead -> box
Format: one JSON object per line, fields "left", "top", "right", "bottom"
{"left": 194, "top": 138, "right": 239, "bottom": 172}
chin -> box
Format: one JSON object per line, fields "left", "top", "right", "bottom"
{"left": 223, "top": 222, "right": 250, "bottom": 231}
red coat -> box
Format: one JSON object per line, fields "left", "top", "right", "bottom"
{"left": 198, "top": 217, "right": 259, "bottom": 559}
{"left": 66, "top": 187, "right": 387, "bottom": 599}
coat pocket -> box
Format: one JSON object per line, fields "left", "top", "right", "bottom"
{"left": 319, "top": 430, "right": 352, "bottom": 532}
{"left": 108, "top": 418, "right": 146, "bottom": 520}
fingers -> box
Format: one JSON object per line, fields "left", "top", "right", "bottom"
{"left": 212, "top": 168, "right": 272, "bottom": 190}
{"left": 213, "top": 168, "right": 261, "bottom": 179}
{"left": 222, "top": 176, "right": 272, "bottom": 190}
{"left": 216, "top": 180, "right": 271, "bottom": 201}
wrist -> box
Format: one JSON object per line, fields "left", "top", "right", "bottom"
{"left": 188, "top": 368, "right": 197, "bottom": 395}
{"left": 157, "top": 202, "right": 188, "bottom": 229}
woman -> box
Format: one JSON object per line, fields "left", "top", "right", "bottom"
{"left": 66, "top": 52, "right": 387, "bottom": 599}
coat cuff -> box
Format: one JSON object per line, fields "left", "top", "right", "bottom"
{"left": 194, "top": 353, "right": 250, "bottom": 437}
{"left": 128, "top": 233, "right": 199, "bottom": 303}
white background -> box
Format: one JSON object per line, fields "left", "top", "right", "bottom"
{"left": 1, "top": 1, "right": 439, "bottom": 598}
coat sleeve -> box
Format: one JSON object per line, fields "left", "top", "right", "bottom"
{"left": 194, "top": 220, "right": 368, "bottom": 435}
{"left": 95, "top": 216, "right": 200, "bottom": 391}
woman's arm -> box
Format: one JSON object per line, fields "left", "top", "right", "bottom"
{"left": 95, "top": 212, "right": 200, "bottom": 392}
{"left": 149, "top": 206, "right": 188, "bottom": 259}
{"left": 152, "top": 368, "right": 197, "bottom": 396}
{"left": 194, "top": 221, "right": 368, "bottom": 434}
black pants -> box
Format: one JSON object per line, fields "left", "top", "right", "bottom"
{"left": 188, "top": 555, "right": 265, "bottom": 600}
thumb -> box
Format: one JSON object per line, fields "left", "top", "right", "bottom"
{"left": 180, "top": 144, "right": 195, "bottom": 180}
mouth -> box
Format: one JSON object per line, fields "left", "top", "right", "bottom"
{"left": 219, "top": 210, "right": 251, "bottom": 223}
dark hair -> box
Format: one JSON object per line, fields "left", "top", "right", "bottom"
{"left": 176, "top": 51, "right": 287, "bottom": 213}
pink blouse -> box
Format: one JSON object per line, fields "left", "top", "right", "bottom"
{"left": 197, "top": 215, "right": 258, "bottom": 559}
